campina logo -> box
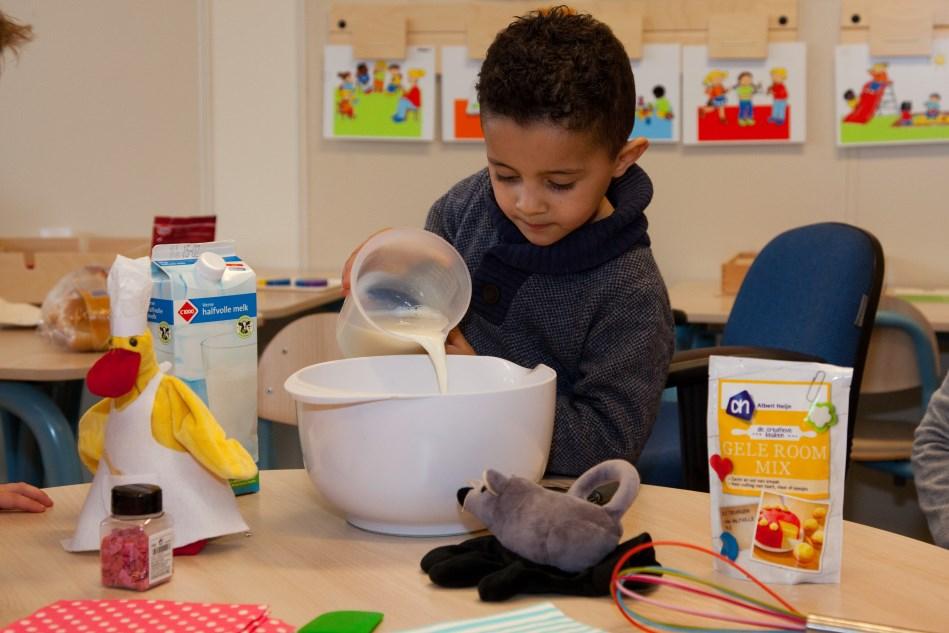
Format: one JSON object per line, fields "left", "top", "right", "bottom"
{"left": 177, "top": 300, "right": 198, "bottom": 323}
{"left": 726, "top": 389, "right": 755, "bottom": 422}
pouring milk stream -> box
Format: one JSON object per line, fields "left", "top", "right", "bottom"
{"left": 336, "top": 229, "right": 471, "bottom": 393}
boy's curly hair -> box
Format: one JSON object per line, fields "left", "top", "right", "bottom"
{"left": 476, "top": 5, "right": 636, "bottom": 157}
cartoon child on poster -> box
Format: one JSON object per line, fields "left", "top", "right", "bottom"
{"left": 387, "top": 63, "right": 402, "bottom": 93}
{"left": 925, "top": 93, "right": 942, "bottom": 119}
{"left": 703, "top": 70, "right": 729, "bottom": 122}
{"left": 392, "top": 68, "right": 425, "bottom": 123}
{"left": 373, "top": 60, "right": 386, "bottom": 92}
{"left": 337, "top": 71, "right": 356, "bottom": 119}
{"left": 734, "top": 71, "right": 760, "bottom": 126}
{"left": 653, "top": 85, "right": 673, "bottom": 120}
{"left": 767, "top": 67, "right": 788, "bottom": 125}
{"left": 355, "top": 63, "right": 372, "bottom": 93}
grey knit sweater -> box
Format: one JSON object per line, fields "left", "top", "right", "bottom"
{"left": 913, "top": 372, "right": 949, "bottom": 548}
{"left": 425, "top": 165, "right": 674, "bottom": 476}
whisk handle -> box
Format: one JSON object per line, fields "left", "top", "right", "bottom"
{"left": 807, "top": 614, "right": 936, "bottom": 633}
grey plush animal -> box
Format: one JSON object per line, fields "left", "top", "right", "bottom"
{"left": 457, "top": 459, "right": 641, "bottom": 573}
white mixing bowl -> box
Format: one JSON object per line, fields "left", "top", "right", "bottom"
{"left": 284, "top": 355, "right": 556, "bottom": 536}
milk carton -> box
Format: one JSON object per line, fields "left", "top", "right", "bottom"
{"left": 149, "top": 241, "right": 259, "bottom": 494}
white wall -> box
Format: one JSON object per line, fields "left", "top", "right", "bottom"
{"left": 209, "top": 0, "right": 305, "bottom": 269}
{"left": 0, "top": 0, "right": 305, "bottom": 271}
{"left": 0, "top": 0, "right": 202, "bottom": 237}
{"left": 305, "top": 1, "right": 949, "bottom": 289}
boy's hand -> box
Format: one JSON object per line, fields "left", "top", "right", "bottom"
{"left": 341, "top": 228, "right": 391, "bottom": 296}
{"left": 0, "top": 482, "right": 54, "bottom": 513}
{"left": 446, "top": 327, "right": 476, "bottom": 355}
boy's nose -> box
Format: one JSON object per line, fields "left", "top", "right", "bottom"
{"left": 515, "top": 188, "right": 544, "bottom": 217}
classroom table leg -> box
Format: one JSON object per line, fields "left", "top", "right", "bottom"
{"left": 0, "top": 382, "right": 83, "bottom": 487}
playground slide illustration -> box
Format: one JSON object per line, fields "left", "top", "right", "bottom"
{"left": 844, "top": 83, "right": 885, "bottom": 123}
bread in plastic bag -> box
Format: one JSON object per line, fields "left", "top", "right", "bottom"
{"left": 39, "top": 266, "right": 110, "bottom": 351}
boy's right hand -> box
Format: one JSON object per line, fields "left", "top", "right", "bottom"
{"left": 0, "top": 482, "right": 54, "bottom": 513}
{"left": 341, "top": 228, "right": 391, "bottom": 296}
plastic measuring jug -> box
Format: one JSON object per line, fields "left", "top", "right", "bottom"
{"left": 337, "top": 228, "right": 472, "bottom": 359}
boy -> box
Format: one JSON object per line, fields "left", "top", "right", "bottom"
{"left": 344, "top": 7, "right": 673, "bottom": 476}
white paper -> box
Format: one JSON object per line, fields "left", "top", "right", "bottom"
{"left": 108, "top": 255, "right": 152, "bottom": 337}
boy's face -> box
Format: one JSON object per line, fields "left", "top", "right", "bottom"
{"left": 483, "top": 116, "right": 646, "bottom": 247}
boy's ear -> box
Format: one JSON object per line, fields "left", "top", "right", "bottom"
{"left": 612, "top": 137, "right": 649, "bottom": 177}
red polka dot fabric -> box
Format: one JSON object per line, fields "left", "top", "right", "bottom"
{"left": 2, "top": 599, "right": 294, "bottom": 633}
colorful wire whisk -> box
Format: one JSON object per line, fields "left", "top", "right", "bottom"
{"left": 610, "top": 540, "right": 807, "bottom": 633}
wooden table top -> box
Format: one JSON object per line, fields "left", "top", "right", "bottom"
{"left": 1, "top": 470, "right": 945, "bottom": 631}
{"left": 255, "top": 270, "right": 343, "bottom": 321}
{"left": 0, "top": 279, "right": 342, "bottom": 382}
{"left": 0, "top": 328, "right": 103, "bottom": 381}
{"left": 670, "top": 279, "right": 949, "bottom": 333}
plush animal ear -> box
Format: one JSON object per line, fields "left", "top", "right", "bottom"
{"left": 483, "top": 469, "right": 508, "bottom": 495}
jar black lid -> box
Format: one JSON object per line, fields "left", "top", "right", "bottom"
{"left": 111, "top": 483, "right": 162, "bottom": 516}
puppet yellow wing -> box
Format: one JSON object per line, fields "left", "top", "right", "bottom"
{"left": 77, "top": 398, "right": 112, "bottom": 474}
{"left": 150, "top": 374, "right": 258, "bottom": 481}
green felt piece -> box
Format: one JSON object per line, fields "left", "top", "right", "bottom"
{"left": 297, "top": 610, "right": 384, "bottom": 633}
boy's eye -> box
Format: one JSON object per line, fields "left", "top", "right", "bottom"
{"left": 547, "top": 181, "right": 575, "bottom": 191}
{"left": 495, "top": 173, "right": 519, "bottom": 183}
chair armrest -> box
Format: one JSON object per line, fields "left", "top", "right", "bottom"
{"left": 665, "top": 346, "right": 824, "bottom": 491}
{"left": 666, "top": 346, "right": 825, "bottom": 388}
{"left": 874, "top": 310, "right": 940, "bottom": 405}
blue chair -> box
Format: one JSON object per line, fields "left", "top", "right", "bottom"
{"left": 851, "top": 296, "right": 941, "bottom": 483}
{"left": 664, "top": 223, "right": 885, "bottom": 491}
{"left": 0, "top": 382, "right": 84, "bottom": 487}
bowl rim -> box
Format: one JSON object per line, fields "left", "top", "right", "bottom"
{"left": 284, "top": 355, "right": 557, "bottom": 404}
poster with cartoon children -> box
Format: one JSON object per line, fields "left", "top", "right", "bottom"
{"left": 323, "top": 45, "right": 435, "bottom": 141}
{"left": 836, "top": 40, "right": 949, "bottom": 146}
{"left": 629, "top": 44, "right": 681, "bottom": 143}
{"left": 682, "top": 42, "right": 807, "bottom": 144}
{"left": 441, "top": 46, "right": 484, "bottom": 142}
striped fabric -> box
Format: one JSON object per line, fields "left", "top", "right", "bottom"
{"left": 396, "top": 602, "right": 605, "bottom": 633}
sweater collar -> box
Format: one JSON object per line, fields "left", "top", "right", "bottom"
{"left": 485, "top": 164, "right": 653, "bottom": 274}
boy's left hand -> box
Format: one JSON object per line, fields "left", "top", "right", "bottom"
{"left": 446, "top": 327, "right": 476, "bottom": 355}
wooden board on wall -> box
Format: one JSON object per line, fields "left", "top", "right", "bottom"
{"left": 840, "top": 0, "right": 949, "bottom": 44}
{"left": 328, "top": 0, "right": 799, "bottom": 69}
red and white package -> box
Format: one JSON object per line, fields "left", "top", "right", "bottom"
{"left": 151, "top": 215, "right": 217, "bottom": 248}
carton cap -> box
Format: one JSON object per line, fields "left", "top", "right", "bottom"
{"left": 196, "top": 251, "right": 226, "bottom": 282}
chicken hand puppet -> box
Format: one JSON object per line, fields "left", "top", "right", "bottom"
{"left": 64, "top": 255, "right": 257, "bottom": 553}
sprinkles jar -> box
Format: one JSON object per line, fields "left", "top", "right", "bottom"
{"left": 100, "top": 484, "right": 174, "bottom": 591}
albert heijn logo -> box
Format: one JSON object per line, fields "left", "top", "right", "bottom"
{"left": 177, "top": 300, "right": 198, "bottom": 323}
{"left": 726, "top": 389, "right": 756, "bottom": 422}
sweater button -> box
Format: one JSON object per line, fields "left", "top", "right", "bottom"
{"left": 482, "top": 284, "right": 501, "bottom": 305}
